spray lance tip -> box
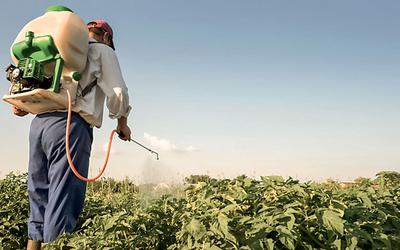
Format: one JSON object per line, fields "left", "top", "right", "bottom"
{"left": 116, "top": 130, "right": 159, "bottom": 160}
{"left": 128, "top": 138, "right": 160, "bottom": 160}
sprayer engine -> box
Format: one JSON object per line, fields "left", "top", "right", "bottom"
{"left": 5, "top": 60, "right": 52, "bottom": 94}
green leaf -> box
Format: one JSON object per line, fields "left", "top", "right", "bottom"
{"left": 209, "top": 246, "right": 223, "bottom": 250}
{"left": 277, "top": 226, "right": 295, "bottom": 250}
{"left": 267, "top": 176, "right": 285, "bottom": 183}
{"left": 322, "top": 210, "right": 344, "bottom": 235}
{"left": 284, "top": 201, "right": 303, "bottom": 209}
{"left": 345, "top": 237, "right": 358, "bottom": 250}
{"left": 186, "top": 218, "right": 206, "bottom": 241}
{"left": 331, "top": 199, "right": 347, "bottom": 209}
{"left": 217, "top": 213, "right": 237, "bottom": 245}
{"left": 221, "top": 203, "right": 240, "bottom": 213}
{"left": 265, "top": 239, "right": 274, "bottom": 250}
{"left": 357, "top": 192, "right": 373, "bottom": 208}
{"left": 333, "top": 239, "right": 341, "bottom": 249}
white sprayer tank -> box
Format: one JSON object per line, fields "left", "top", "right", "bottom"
{"left": 3, "top": 5, "right": 89, "bottom": 114}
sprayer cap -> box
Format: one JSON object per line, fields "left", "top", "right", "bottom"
{"left": 46, "top": 5, "right": 73, "bottom": 13}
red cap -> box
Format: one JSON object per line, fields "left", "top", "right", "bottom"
{"left": 87, "top": 20, "right": 115, "bottom": 50}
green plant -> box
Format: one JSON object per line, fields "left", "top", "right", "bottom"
{"left": 1, "top": 172, "right": 399, "bottom": 249}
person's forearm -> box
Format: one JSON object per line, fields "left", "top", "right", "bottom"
{"left": 117, "top": 116, "right": 128, "bottom": 127}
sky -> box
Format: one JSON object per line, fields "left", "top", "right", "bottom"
{"left": 0, "top": 0, "right": 399, "bottom": 182}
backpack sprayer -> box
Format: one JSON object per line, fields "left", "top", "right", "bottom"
{"left": 3, "top": 5, "right": 159, "bottom": 182}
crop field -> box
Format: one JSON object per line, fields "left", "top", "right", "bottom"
{"left": 0, "top": 172, "right": 399, "bottom": 249}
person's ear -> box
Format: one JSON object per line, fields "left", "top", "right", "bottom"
{"left": 103, "top": 32, "right": 111, "bottom": 45}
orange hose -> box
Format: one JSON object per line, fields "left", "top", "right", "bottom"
{"left": 65, "top": 89, "right": 116, "bottom": 182}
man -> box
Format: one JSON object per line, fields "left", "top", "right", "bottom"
{"left": 13, "top": 20, "right": 132, "bottom": 250}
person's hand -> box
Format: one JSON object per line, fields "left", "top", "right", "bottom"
{"left": 117, "top": 124, "right": 131, "bottom": 141}
{"left": 12, "top": 106, "right": 28, "bottom": 117}
{"left": 117, "top": 116, "right": 131, "bottom": 141}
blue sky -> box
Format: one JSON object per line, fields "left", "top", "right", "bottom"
{"left": 0, "top": 1, "right": 399, "bottom": 182}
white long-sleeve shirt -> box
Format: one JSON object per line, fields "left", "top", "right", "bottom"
{"left": 73, "top": 38, "right": 132, "bottom": 128}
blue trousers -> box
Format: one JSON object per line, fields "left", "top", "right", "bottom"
{"left": 28, "top": 112, "right": 93, "bottom": 242}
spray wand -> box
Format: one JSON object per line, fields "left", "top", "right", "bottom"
{"left": 128, "top": 139, "right": 159, "bottom": 160}
{"left": 116, "top": 127, "right": 159, "bottom": 160}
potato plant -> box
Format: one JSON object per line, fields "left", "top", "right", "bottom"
{"left": 0, "top": 172, "right": 399, "bottom": 249}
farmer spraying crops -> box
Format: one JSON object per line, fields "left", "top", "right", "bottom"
{"left": 6, "top": 6, "right": 132, "bottom": 249}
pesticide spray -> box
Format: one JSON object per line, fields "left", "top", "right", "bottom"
{"left": 4, "top": 5, "right": 159, "bottom": 182}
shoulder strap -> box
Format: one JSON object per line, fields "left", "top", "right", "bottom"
{"left": 81, "top": 79, "right": 97, "bottom": 97}
{"left": 79, "top": 41, "right": 100, "bottom": 97}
